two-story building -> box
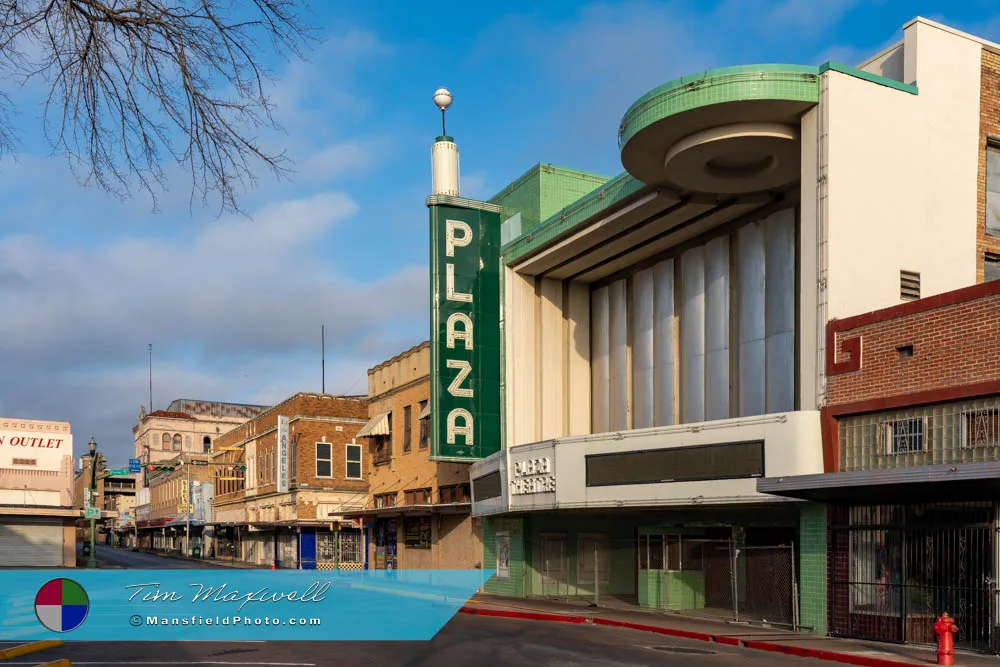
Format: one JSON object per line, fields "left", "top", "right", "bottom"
{"left": 345, "top": 342, "right": 483, "bottom": 570}
{"left": 423, "top": 14, "right": 1000, "bottom": 638}
{"left": 1, "top": 417, "right": 77, "bottom": 566}
{"left": 210, "top": 393, "right": 369, "bottom": 569}
{"left": 760, "top": 280, "right": 1000, "bottom": 653}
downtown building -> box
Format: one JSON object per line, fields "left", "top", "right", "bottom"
{"left": 343, "top": 342, "right": 483, "bottom": 570}
{"left": 210, "top": 393, "right": 369, "bottom": 569}
{"left": 416, "top": 15, "right": 1000, "bottom": 654}
{"left": 0, "top": 417, "right": 78, "bottom": 566}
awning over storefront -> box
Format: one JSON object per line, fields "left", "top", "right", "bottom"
{"left": 757, "top": 461, "right": 1000, "bottom": 504}
{"left": 418, "top": 402, "right": 430, "bottom": 420}
{"left": 356, "top": 411, "right": 391, "bottom": 438}
{"left": 338, "top": 502, "right": 471, "bottom": 519}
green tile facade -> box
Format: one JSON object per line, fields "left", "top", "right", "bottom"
{"left": 491, "top": 163, "right": 610, "bottom": 237}
{"left": 482, "top": 516, "right": 525, "bottom": 597}
{"left": 798, "top": 503, "right": 828, "bottom": 635}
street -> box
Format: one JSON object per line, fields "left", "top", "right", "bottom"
{"left": 9, "top": 549, "right": 822, "bottom": 666}
{"left": 5, "top": 614, "right": 818, "bottom": 666}
{"left": 90, "top": 545, "right": 240, "bottom": 569}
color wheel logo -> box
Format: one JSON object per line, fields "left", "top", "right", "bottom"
{"left": 35, "top": 578, "right": 89, "bottom": 633}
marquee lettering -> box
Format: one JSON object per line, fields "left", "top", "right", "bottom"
{"left": 446, "top": 359, "right": 473, "bottom": 398}
{"left": 447, "top": 408, "right": 474, "bottom": 445}
{"left": 446, "top": 220, "right": 472, "bottom": 257}
{"left": 446, "top": 312, "right": 474, "bottom": 350}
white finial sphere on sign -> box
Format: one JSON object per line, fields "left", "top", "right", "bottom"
{"left": 433, "top": 88, "right": 453, "bottom": 111}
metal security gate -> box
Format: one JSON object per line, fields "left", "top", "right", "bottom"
{"left": 0, "top": 523, "right": 63, "bottom": 567}
{"left": 830, "top": 503, "right": 996, "bottom": 654}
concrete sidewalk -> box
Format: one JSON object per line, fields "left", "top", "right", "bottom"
{"left": 461, "top": 594, "right": 1000, "bottom": 667}
{"left": 146, "top": 550, "right": 265, "bottom": 568}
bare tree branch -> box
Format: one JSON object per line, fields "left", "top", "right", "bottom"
{"left": 0, "top": 0, "right": 317, "bottom": 214}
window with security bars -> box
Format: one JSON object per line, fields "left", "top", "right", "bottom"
{"left": 963, "top": 408, "right": 1000, "bottom": 447}
{"left": 374, "top": 492, "right": 396, "bottom": 509}
{"left": 881, "top": 418, "right": 927, "bottom": 454}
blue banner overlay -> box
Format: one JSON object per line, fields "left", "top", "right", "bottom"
{"left": 0, "top": 569, "right": 493, "bottom": 641}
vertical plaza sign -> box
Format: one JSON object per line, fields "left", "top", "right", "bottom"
{"left": 428, "top": 197, "right": 503, "bottom": 461}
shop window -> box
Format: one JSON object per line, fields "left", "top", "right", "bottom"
{"left": 374, "top": 492, "right": 396, "bottom": 509}
{"left": 419, "top": 401, "right": 429, "bottom": 449}
{"left": 404, "top": 488, "right": 431, "bottom": 505}
{"left": 345, "top": 443, "right": 362, "bottom": 479}
{"left": 577, "top": 535, "right": 612, "bottom": 584}
{"left": 315, "top": 442, "right": 332, "bottom": 478}
{"left": 404, "top": 516, "right": 431, "bottom": 549}
{"left": 403, "top": 405, "right": 412, "bottom": 453}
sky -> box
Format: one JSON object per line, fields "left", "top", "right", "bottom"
{"left": 1, "top": 0, "right": 999, "bottom": 466}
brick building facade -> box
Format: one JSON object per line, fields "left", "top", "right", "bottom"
{"left": 210, "top": 393, "right": 369, "bottom": 568}
{"left": 347, "top": 342, "right": 483, "bottom": 570}
{"left": 763, "top": 280, "right": 1000, "bottom": 653}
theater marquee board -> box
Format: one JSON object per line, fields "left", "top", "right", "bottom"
{"left": 427, "top": 196, "right": 503, "bottom": 461}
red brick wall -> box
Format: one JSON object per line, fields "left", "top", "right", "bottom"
{"left": 826, "top": 286, "right": 1000, "bottom": 407}
{"left": 212, "top": 393, "right": 368, "bottom": 504}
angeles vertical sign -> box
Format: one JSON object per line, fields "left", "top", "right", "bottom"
{"left": 277, "top": 415, "right": 290, "bottom": 493}
{"left": 428, "top": 199, "right": 503, "bottom": 461}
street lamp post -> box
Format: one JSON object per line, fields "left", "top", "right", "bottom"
{"left": 87, "top": 437, "right": 99, "bottom": 569}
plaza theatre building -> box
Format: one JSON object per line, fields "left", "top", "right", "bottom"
{"left": 459, "top": 16, "right": 1000, "bottom": 635}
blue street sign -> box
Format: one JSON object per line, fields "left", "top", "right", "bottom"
{"left": 128, "top": 458, "right": 141, "bottom": 473}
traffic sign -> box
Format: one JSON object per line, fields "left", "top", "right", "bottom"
{"left": 108, "top": 469, "right": 129, "bottom": 476}
{"left": 189, "top": 459, "right": 208, "bottom": 466}
{"left": 128, "top": 458, "right": 142, "bottom": 473}
{"left": 84, "top": 507, "right": 101, "bottom": 519}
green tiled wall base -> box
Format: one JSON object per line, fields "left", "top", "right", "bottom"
{"left": 798, "top": 503, "right": 828, "bottom": 634}
{"left": 665, "top": 571, "right": 706, "bottom": 611}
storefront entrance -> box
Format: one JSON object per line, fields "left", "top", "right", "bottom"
{"left": 830, "top": 502, "right": 996, "bottom": 653}
{"left": 374, "top": 519, "right": 397, "bottom": 569}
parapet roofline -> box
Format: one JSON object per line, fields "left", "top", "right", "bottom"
{"left": 903, "top": 15, "right": 1000, "bottom": 53}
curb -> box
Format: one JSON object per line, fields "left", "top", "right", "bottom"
{"left": 0, "top": 640, "right": 63, "bottom": 660}
{"left": 35, "top": 661, "right": 72, "bottom": 667}
{"left": 457, "top": 607, "right": 926, "bottom": 667}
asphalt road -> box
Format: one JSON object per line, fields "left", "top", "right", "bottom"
{"left": 92, "top": 545, "right": 237, "bottom": 569}
{"left": 2, "top": 614, "right": 817, "bottom": 666}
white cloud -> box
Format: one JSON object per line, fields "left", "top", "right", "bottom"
{"left": 0, "top": 191, "right": 428, "bottom": 463}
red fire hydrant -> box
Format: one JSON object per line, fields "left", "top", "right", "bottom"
{"left": 933, "top": 612, "right": 958, "bottom": 666}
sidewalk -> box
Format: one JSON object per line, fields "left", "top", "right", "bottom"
{"left": 460, "top": 594, "right": 1000, "bottom": 667}
{"left": 145, "top": 550, "right": 265, "bottom": 568}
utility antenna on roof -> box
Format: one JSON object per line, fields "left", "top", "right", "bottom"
{"left": 148, "top": 343, "right": 153, "bottom": 413}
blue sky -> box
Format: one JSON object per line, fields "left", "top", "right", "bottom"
{"left": 1, "top": 0, "right": 999, "bottom": 465}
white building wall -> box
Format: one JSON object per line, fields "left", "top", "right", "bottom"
{"left": 824, "top": 21, "right": 982, "bottom": 320}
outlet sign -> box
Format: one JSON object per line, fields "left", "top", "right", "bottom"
{"left": 428, "top": 200, "right": 502, "bottom": 461}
